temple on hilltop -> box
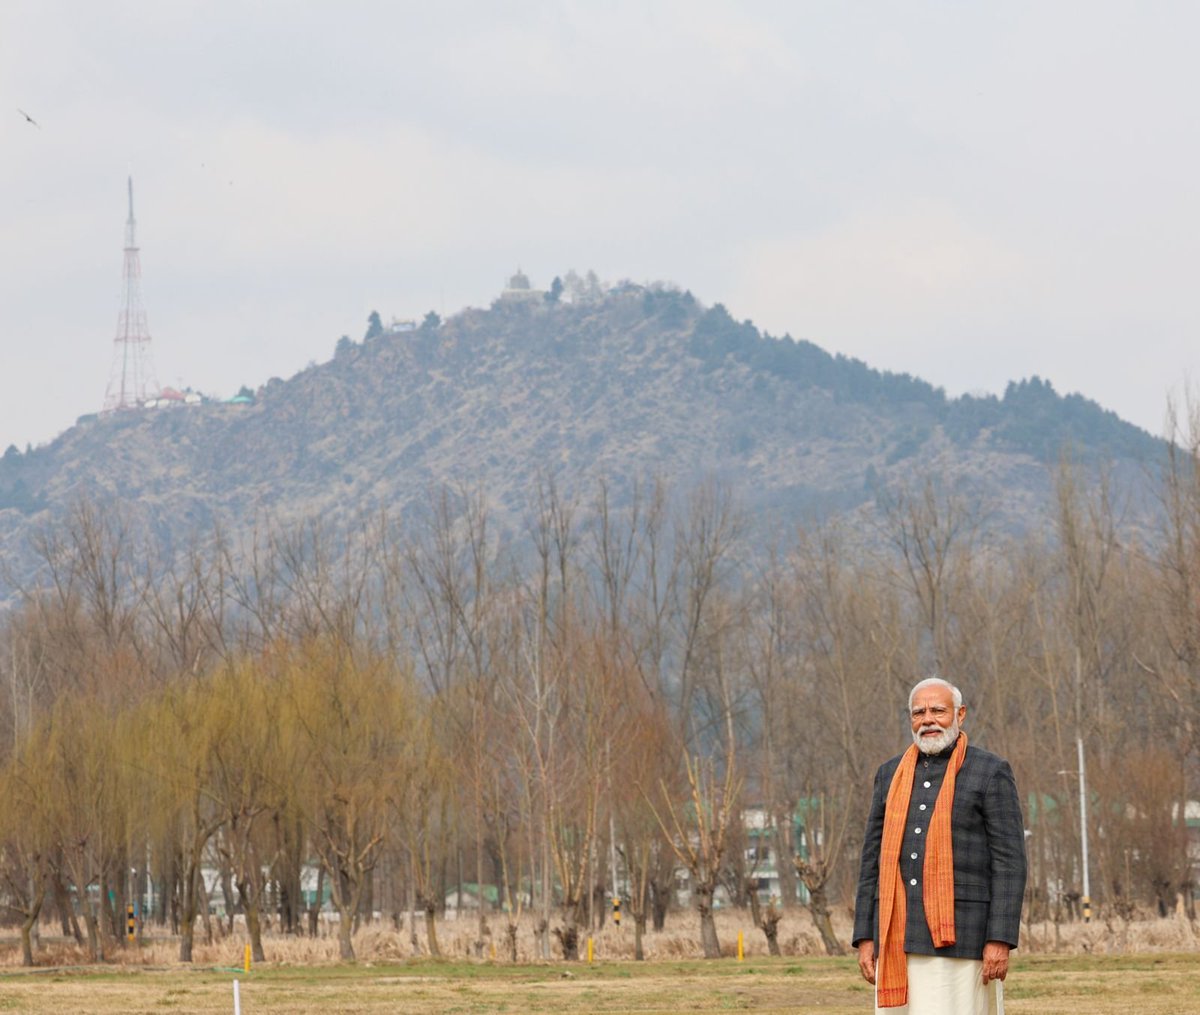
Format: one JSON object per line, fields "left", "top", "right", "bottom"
{"left": 499, "top": 268, "right": 544, "bottom": 303}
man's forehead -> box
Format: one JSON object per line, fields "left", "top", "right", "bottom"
{"left": 912, "top": 685, "right": 956, "bottom": 705}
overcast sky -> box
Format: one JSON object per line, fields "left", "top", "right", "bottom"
{"left": 3, "top": 1, "right": 1198, "bottom": 451}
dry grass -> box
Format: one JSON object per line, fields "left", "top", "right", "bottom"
{"left": 3, "top": 906, "right": 1198, "bottom": 967}
{"left": 0, "top": 910, "right": 1195, "bottom": 1013}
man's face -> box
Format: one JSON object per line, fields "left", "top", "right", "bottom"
{"left": 910, "top": 684, "right": 966, "bottom": 755}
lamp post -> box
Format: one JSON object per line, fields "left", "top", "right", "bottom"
{"left": 1076, "top": 735, "right": 1091, "bottom": 923}
{"left": 1058, "top": 737, "right": 1091, "bottom": 923}
{"left": 1073, "top": 646, "right": 1091, "bottom": 923}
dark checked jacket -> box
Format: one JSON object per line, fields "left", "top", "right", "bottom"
{"left": 852, "top": 738, "right": 1027, "bottom": 959}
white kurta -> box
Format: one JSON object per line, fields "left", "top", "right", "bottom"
{"left": 875, "top": 954, "right": 1003, "bottom": 1015}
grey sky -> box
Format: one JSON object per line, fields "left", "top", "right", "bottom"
{"left": 3, "top": 1, "right": 1197, "bottom": 451}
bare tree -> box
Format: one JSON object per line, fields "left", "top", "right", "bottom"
{"left": 652, "top": 748, "right": 742, "bottom": 958}
{"left": 878, "top": 477, "right": 977, "bottom": 674}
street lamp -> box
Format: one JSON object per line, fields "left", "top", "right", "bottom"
{"left": 1057, "top": 735, "right": 1091, "bottom": 923}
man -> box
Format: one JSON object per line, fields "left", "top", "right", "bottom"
{"left": 853, "top": 677, "right": 1026, "bottom": 1014}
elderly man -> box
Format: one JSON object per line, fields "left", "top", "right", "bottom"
{"left": 852, "top": 677, "right": 1026, "bottom": 1014}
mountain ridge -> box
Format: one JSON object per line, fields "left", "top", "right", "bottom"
{"left": 0, "top": 281, "right": 1162, "bottom": 594}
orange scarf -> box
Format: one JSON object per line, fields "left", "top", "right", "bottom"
{"left": 876, "top": 732, "right": 967, "bottom": 1009}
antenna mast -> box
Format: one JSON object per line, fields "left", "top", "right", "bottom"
{"left": 103, "top": 177, "right": 159, "bottom": 411}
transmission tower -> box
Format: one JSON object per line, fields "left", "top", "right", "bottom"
{"left": 103, "top": 177, "right": 159, "bottom": 411}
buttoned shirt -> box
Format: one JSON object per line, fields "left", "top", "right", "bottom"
{"left": 899, "top": 745, "right": 952, "bottom": 953}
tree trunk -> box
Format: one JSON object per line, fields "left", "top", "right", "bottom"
{"left": 19, "top": 902, "right": 41, "bottom": 967}
{"left": 634, "top": 913, "right": 646, "bottom": 961}
{"left": 221, "top": 866, "right": 237, "bottom": 934}
{"left": 326, "top": 860, "right": 361, "bottom": 961}
{"left": 696, "top": 882, "right": 721, "bottom": 959}
{"left": 506, "top": 920, "right": 518, "bottom": 962}
{"left": 100, "top": 868, "right": 121, "bottom": 943}
{"left": 362, "top": 867, "right": 374, "bottom": 927}
{"left": 178, "top": 861, "right": 202, "bottom": 962}
{"left": 309, "top": 866, "right": 325, "bottom": 938}
{"left": 82, "top": 904, "right": 103, "bottom": 963}
{"left": 244, "top": 895, "right": 266, "bottom": 963}
{"left": 407, "top": 872, "right": 420, "bottom": 955}
{"left": 553, "top": 920, "right": 580, "bottom": 960}
{"left": 748, "top": 880, "right": 783, "bottom": 956}
{"left": 760, "top": 906, "right": 783, "bottom": 956}
{"left": 179, "top": 929, "right": 194, "bottom": 962}
{"left": 475, "top": 826, "right": 487, "bottom": 956}
{"left": 337, "top": 914, "right": 355, "bottom": 960}
{"left": 650, "top": 879, "right": 670, "bottom": 932}
{"left": 424, "top": 899, "right": 441, "bottom": 957}
{"left": 52, "top": 872, "right": 81, "bottom": 942}
{"left": 199, "top": 876, "right": 215, "bottom": 945}
{"left": 593, "top": 881, "right": 608, "bottom": 930}
{"left": 804, "top": 881, "right": 843, "bottom": 956}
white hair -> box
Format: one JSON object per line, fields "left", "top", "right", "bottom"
{"left": 908, "top": 676, "right": 963, "bottom": 710}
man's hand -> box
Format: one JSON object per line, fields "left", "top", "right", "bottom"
{"left": 981, "top": 940, "right": 1010, "bottom": 983}
{"left": 857, "top": 940, "right": 876, "bottom": 984}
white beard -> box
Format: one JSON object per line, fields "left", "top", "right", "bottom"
{"left": 913, "top": 716, "right": 960, "bottom": 755}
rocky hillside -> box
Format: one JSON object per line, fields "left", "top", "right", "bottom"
{"left": 0, "top": 283, "right": 1164, "bottom": 594}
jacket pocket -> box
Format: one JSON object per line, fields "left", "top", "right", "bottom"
{"left": 954, "top": 881, "right": 991, "bottom": 902}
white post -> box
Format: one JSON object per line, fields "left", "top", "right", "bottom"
{"left": 607, "top": 738, "right": 619, "bottom": 902}
{"left": 1077, "top": 735, "right": 1091, "bottom": 922}
{"left": 233, "top": 979, "right": 241, "bottom": 1015}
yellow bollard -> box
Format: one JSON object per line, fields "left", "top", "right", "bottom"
{"left": 737, "top": 930, "right": 744, "bottom": 962}
{"left": 244, "top": 943, "right": 252, "bottom": 974}
{"left": 587, "top": 936, "right": 594, "bottom": 963}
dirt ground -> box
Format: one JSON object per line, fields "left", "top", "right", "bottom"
{"left": 0, "top": 953, "right": 1197, "bottom": 1014}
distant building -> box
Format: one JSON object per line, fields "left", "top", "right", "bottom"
{"left": 499, "top": 269, "right": 544, "bottom": 303}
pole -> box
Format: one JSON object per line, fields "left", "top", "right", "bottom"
{"left": 607, "top": 737, "right": 621, "bottom": 928}
{"left": 1072, "top": 646, "right": 1092, "bottom": 923}
{"left": 1077, "top": 735, "right": 1091, "bottom": 922}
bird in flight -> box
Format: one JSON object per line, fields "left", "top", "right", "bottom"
{"left": 17, "top": 108, "right": 40, "bottom": 128}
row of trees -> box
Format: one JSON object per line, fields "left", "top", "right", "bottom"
{"left": 2, "top": 414, "right": 1200, "bottom": 968}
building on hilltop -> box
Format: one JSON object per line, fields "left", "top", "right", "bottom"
{"left": 499, "top": 268, "right": 544, "bottom": 303}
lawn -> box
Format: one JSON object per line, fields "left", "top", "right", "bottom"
{"left": 0, "top": 953, "right": 1197, "bottom": 1014}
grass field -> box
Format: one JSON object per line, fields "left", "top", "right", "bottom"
{"left": 0, "top": 953, "right": 1198, "bottom": 1014}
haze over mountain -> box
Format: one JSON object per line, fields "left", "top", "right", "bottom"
{"left": 0, "top": 276, "right": 1163, "bottom": 596}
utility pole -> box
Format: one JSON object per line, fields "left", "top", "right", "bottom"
{"left": 1075, "top": 647, "right": 1092, "bottom": 923}
{"left": 1077, "top": 733, "right": 1091, "bottom": 923}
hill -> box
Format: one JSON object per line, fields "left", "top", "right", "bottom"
{"left": 0, "top": 280, "right": 1164, "bottom": 594}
